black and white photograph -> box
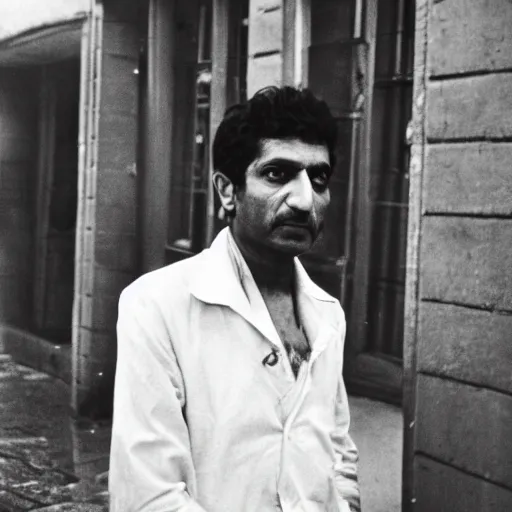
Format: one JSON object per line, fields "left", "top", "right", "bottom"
{"left": 0, "top": 1, "right": 510, "bottom": 511}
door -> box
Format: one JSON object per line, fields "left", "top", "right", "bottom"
{"left": 33, "top": 60, "right": 80, "bottom": 343}
{"left": 299, "top": 0, "right": 415, "bottom": 404}
{"left": 164, "top": 0, "right": 249, "bottom": 265}
{"left": 363, "top": 0, "right": 414, "bottom": 400}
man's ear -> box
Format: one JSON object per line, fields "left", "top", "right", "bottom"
{"left": 212, "top": 171, "right": 236, "bottom": 215}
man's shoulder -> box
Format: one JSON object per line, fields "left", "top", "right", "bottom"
{"left": 120, "top": 251, "right": 206, "bottom": 307}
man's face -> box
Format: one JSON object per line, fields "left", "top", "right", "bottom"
{"left": 231, "top": 138, "right": 332, "bottom": 257}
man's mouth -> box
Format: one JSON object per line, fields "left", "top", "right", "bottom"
{"left": 278, "top": 222, "right": 315, "bottom": 236}
{"left": 281, "top": 222, "right": 309, "bottom": 228}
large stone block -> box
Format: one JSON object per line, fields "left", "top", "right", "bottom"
{"left": 90, "top": 294, "right": 120, "bottom": 333}
{"left": 95, "top": 232, "right": 137, "bottom": 273}
{"left": 97, "top": 116, "right": 138, "bottom": 170}
{"left": 248, "top": 5, "right": 282, "bottom": 56}
{"left": 418, "top": 301, "right": 512, "bottom": 394}
{"left": 416, "top": 374, "right": 512, "bottom": 489}
{"left": 102, "top": 21, "right": 139, "bottom": 56}
{"left": 429, "top": 0, "right": 512, "bottom": 76}
{"left": 427, "top": 74, "right": 512, "bottom": 140}
{"left": 96, "top": 166, "right": 136, "bottom": 207}
{"left": 424, "top": 143, "right": 512, "bottom": 215}
{"left": 100, "top": 53, "right": 139, "bottom": 116}
{"left": 414, "top": 456, "right": 512, "bottom": 512}
{"left": 80, "top": 290, "right": 119, "bottom": 333}
{"left": 94, "top": 266, "right": 134, "bottom": 298}
{"left": 95, "top": 203, "right": 136, "bottom": 236}
{"left": 420, "top": 217, "right": 512, "bottom": 310}
{"left": 247, "top": 52, "right": 283, "bottom": 98}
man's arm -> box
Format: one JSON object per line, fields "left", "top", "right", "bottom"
{"left": 330, "top": 306, "right": 361, "bottom": 512}
{"left": 332, "top": 375, "right": 361, "bottom": 512}
{"left": 109, "top": 288, "right": 206, "bottom": 512}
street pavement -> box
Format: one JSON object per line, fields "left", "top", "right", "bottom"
{"left": 0, "top": 354, "right": 109, "bottom": 511}
{"left": 349, "top": 396, "right": 403, "bottom": 512}
{"left": 0, "top": 353, "right": 402, "bottom": 512}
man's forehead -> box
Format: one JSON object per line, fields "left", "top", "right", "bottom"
{"left": 255, "top": 138, "right": 330, "bottom": 166}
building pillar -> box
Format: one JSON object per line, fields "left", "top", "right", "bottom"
{"left": 247, "top": 0, "right": 284, "bottom": 96}
{"left": 72, "top": 0, "right": 140, "bottom": 415}
{"left": 404, "top": 0, "right": 512, "bottom": 509}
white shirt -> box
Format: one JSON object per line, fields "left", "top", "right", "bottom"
{"left": 109, "top": 227, "right": 360, "bottom": 512}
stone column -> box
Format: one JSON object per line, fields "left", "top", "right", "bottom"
{"left": 72, "top": 0, "right": 140, "bottom": 415}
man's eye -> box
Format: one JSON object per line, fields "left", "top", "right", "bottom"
{"left": 264, "top": 166, "right": 288, "bottom": 181}
{"left": 310, "top": 171, "right": 329, "bottom": 189}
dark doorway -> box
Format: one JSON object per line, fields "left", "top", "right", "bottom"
{"left": 33, "top": 59, "right": 80, "bottom": 344}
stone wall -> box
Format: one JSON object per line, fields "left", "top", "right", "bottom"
{"left": 72, "top": 0, "right": 140, "bottom": 415}
{"left": 404, "top": 0, "right": 512, "bottom": 510}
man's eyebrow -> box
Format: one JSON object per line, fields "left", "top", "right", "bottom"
{"left": 260, "top": 158, "right": 331, "bottom": 171}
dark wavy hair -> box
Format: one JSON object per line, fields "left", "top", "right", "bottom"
{"left": 213, "top": 86, "right": 337, "bottom": 187}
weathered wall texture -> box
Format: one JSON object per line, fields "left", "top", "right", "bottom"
{"left": 247, "top": 0, "right": 284, "bottom": 97}
{"left": 0, "top": 69, "right": 38, "bottom": 327}
{"left": 405, "top": 0, "right": 512, "bottom": 510}
{"left": 73, "top": 0, "right": 140, "bottom": 414}
{"left": 0, "top": 0, "right": 90, "bottom": 41}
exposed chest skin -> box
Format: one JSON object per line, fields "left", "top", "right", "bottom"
{"left": 260, "top": 288, "right": 311, "bottom": 377}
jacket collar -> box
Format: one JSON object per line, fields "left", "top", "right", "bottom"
{"left": 190, "top": 228, "right": 338, "bottom": 350}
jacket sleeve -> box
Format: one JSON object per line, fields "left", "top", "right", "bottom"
{"left": 109, "top": 287, "right": 206, "bottom": 512}
{"left": 331, "top": 309, "right": 361, "bottom": 512}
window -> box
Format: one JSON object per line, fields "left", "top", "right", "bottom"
{"left": 295, "top": 0, "right": 366, "bottom": 303}
{"left": 166, "top": 0, "right": 249, "bottom": 264}
{"left": 367, "top": 0, "right": 414, "bottom": 358}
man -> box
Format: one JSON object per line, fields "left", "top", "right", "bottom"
{"left": 109, "top": 86, "right": 361, "bottom": 512}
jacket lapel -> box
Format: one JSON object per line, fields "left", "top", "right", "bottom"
{"left": 190, "top": 228, "right": 340, "bottom": 356}
{"left": 293, "top": 259, "right": 339, "bottom": 358}
{"left": 190, "top": 228, "right": 281, "bottom": 347}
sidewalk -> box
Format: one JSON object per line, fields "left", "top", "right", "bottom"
{"left": 0, "top": 354, "right": 110, "bottom": 511}
{"left": 0, "top": 354, "right": 402, "bottom": 512}
{"left": 349, "top": 396, "right": 403, "bottom": 512}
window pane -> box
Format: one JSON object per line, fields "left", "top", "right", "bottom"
{"left": 367, "top": 0, "right": 415, "bottom": 358}
{"left": 311, "top": 0, "right": 354, "bottom": 46}
{"left": 167, "top": 0, "right": 212, "bottom": 254}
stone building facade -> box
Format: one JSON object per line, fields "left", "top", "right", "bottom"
{"left": 0, "top": 0, "right": 141, "bottom": 414}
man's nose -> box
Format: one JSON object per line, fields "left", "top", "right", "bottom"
{"left": 286, "top": 169, "right": 314, "bottom": 212}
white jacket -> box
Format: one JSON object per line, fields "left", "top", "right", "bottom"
{"left": 109, "top": 227, "right": 360, "bottom": 512}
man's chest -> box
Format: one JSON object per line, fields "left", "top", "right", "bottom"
{"left": 260, "top": 293, "right": 311, "bottom": 377}
{"left": 179, "top": 304, "right": 342, "bottom": 431}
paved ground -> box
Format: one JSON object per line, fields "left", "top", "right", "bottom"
{"left": 349, "top": 396, "right": 403, "bottom": 512}
{"left": 0, "top": 353, "right": 402, "bottom": 512}
{"left": 0, "top": 354, "right": 109, "bottom": 511}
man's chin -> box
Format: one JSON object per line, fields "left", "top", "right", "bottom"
{"left": 270, "top": 233, "right": 315, "bottom": 256}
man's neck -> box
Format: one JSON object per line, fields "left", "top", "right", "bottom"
{"left": 231, "top": 230, "right": 295, "bottom": 294}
